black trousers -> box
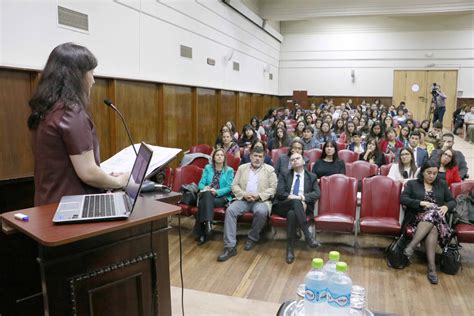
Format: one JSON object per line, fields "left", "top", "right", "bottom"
{"left": 272, "top": 199, "right": 311, "bottom": 240}
{"left": 193, "top": 191, "right": 227, "bottom": 236}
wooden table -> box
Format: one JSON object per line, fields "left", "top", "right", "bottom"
{"left": 0, "top": 195, "right": 181, "bottom": 316}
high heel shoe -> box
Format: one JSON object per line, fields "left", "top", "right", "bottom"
{"left": 197, "top": 235, "right": 207, "bottom": 245}
{"left": 427, "top": 267, "right": 438, "bottom": 285}
{"left": 204, "top": 221, "right": 213, "bottom": 235}
{"left": 403, "top": 246, "right": 414, "bottom": 260}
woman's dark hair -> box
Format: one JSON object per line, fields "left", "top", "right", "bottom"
{"left": 420, "top": 119, "right": 431, "bottom": 133}
{"left": 212, "top": 148, "right": 228, "bottom": 170}
{"left": 384, "top": 127, "right": 397, "bottom": 139}
{"left": 438, "top": 148, "right": 457, "bottom": 170}
{"left": 273, "top": 126, "right": 290, "bottom": 149}
{"left": 405, "top": 118, "right": 415, "bottom": 128}
{"left": 397, "top": 147, "right": 417, "bottom": 178}
{"left": 28, "top": 42, "right": 98, "bottom": 129}
{"left": 251, "top": 139, "right": 266, "bottom": 152}
{"left": 369, "top": 122, "right": 382, "bottom": 138}
{"left": 333, "top": 118, "right": 345, "bottom": 135}
{"left": 417, "top": 160, "right": 440, "bottom": 184}
{"left": 364, "top": 137, "right": 381, "bottom": 160}
{"left": 321, "top": 140, "right": 339, "bottom": 162}
{"left": 250, "top": 116, "right": 261, "bottom": 129}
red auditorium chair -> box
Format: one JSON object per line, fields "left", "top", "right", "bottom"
{"left": 189, "top": 144, "right": 213, "bottom": 155}
{"left": 304, "top": 148, "right": 322, "bottom": 164}
{"left": 172, "top": 165, "right": 203, "bottom": 216}
{"left": 271, "top": 147, "right": 289, "bottom": 164}
{"left": 451, "top": 181, "right": 474, "bottom": 244}
{"left": 384, "top": 153, "right": 395, "bottom": 164}
{"left": 358, "top": 176, "right": 402, "bottom": 238}
{"left": 380, "top": 163, "right": 393, "bottom": 177}
{"left": 336, "top": 142, "right": 347, "bottom": 151}
{"left": 338, "top": 149, "right": 359, "bottom": 164}
{"left": 315, "top": 175, "right": 358, "bottom": 240}
{"left": 260, "top": 134, "right": 268, "bottom": 143}
{"left": 226, "top": 153, "right": 241, "bottom": 172}
{"left": 345, "top": 161, "right": 378, "bottom": 182}
{"left": 188, "top": 156, "right": 209, "bottom": 169}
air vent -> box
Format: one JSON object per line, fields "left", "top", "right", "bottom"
{"left": 269, "top": 73, "right": 273, "bottom": 80}
{"left": 207, "top": 58, "right": 215, "bottom": 66}
{"left": 233, "top": 62, "right": 240, "bottom": 71}
{"left": 58, "top": 6, "right": 89, "bottom": 31}
{"left": 180, "top": 45, "right": 192, "bottom": 59}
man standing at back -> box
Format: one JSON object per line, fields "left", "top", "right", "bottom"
{"left": 218, "top": 147, "right": 277, "bottom": 262}
{"left": 430, "top": 133, "right": 468, "bottom": 179}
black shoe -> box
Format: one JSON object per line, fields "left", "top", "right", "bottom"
{"left": 217, "top": 247, "right": 237, "bottom": 262}
{"left": 197, "top": 235, "right": 207, "bottom": 245}
{"left": 286, "top": 246, "right": 295, "bottom": 264}
{"left": 204, "top": 221, "right": 213, "bottom": 235}
{"left": 305, "top": 236, "right": 321, "bottom": 248}
{"left": 244, "top": 239, "right": 256, "bottom": 251}
{"left": 427, "top": 268, "right": 438, "bottom": 285}
{"left": 403, "top": 247, "right": 414, "bottom": 260}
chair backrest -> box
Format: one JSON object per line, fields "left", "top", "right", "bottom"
{"left": 380, "top": 163, "right": 393, "bottom": 177}
{"left": 188, "top": 156, "right": 209, "bottom": 169}
{"left": 319, "top": 174, "right": 358, "bottom": 216}
{"left": 336, "top": 142, "right": 347, "bottom": 151}
{"left": 360, "top": 176, "right": 402, "bottom": 219}
{"left": 260, "top": 134, "right": 268, "bottom": 143}
{"left": 304, "top": 148, "right": 322, "bottom": 163}
{"left": 345, "top": 161, "right": 378, "bottom": 181}
{"left": 189, "top": 144, "right": 213, "bottom": 155}
{"left": 172, "top": 165, "right": 203, "bottom": 192}
{"left": 338, "top": 149, "right": 359, "bottom": 164}
{"left": 450, "top": 180, "right": 474, "bottom": 198}
{"left": 226, "top": 153, "right": 241, "bottom": 172}
{"left": 271, "top": 147, "right": 289, "bottom": 164}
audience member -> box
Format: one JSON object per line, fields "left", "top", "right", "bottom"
{"left": 218, "top": 147, "right": 277, "bottom": 261}
{"left": 293, "top": 121, "right": 306, "bottom": 139}
{"left": 464, "top": 105, "right": 474, "bottom": 143}
{"left": 425, "top": 121, "right": 443, "bottom": 149}
{"left": 267, "top": 126, "right": 291, "bottom": 151}
{"left": 275, "top": 139, "right": 309, "bottom": 176}
{"left": 430, "top": 133, "right": 468, "bottom": 179}
{"left": 436, "top": 148, "right": 462, "bottom": 188}
{"left": 407, "top": 130, "right": 428, "bottom": 167}
{"left": 401, "top": 160, "right": 455, "bottom": 284}
{"left": 217, "top": 131, "right": 240, "bottom": 158}
{"left": 420, "top": 119, "right": 431, "bottom": 133}
{"left": 238, "top": 124, "right": 258, "bottom": 148}
{"left": 250, "top": 116, "right": 266, "bottom": 140}
{"left": 315, "top": 121, "right": 337, "bottom": 145}
{"left": 272, "top": 152, "right": 321, "bottom": 263}
{"left": 398, "top": 125, "right": 411, "bottom": 147}
{"left": 311, "top": 141, "right": 346, "bottom": 178}
{"left": 347, "top": 130, "right": 365, "bottom": 155}
{"left": 301, "top": 126, "right": 319, "bottom": 150}
{"left": 369, "top": 122, "right": 383, "bottom": 143}
{"left": 225, "top": 121, "right": 239, "bottom": 139}
{"left": 194, "top": 148, "right": 234, "bottom": 245}
{"left": 387, "top": 147, "right": 419, "bottom": 185}
{"left": 360, "top": 137, "right": 386, "bottom": 167}
{"left": 417, "top": 129, "right": 435, "bottom": 157}
{"left": 339, "top": 121, "right": 356, "bottom": 144}
{"left": 379, "top": 127, "right": 403, "bottom": 155}
{"left": 240, "top": 140, "right": 273, "bottom": 166}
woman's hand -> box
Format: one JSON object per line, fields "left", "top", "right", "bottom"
{"left": 438, "top": 206, "right": 448, "bottom": 217}
{"left": 209, "top": 188, "right": 217, "bottom": 196}
{"left": 420, "top": 201, "right": 436, "bottom": 209}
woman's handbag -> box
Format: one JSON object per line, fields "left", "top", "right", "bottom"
{"left": 180, "top": 183, "right": 199, "bottom": 206}
{"left": 385, "top": 234, "right": 409, "bottom": 269}
{"left": 440, "top": 242, "right": 462, "bottom": 275}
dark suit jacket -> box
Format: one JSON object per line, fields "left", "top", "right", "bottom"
{"left": 400, "top": 179, "right": 455, "bottom": 229}
{"left": 274, "top": 169, "right": 320, "bottom": 212}
{"left": 414, "top": 147, "right": 428, "bottom": 167}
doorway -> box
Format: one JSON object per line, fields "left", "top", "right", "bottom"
{"left": 393, "top": 70, "right": 458, "bottom": 128}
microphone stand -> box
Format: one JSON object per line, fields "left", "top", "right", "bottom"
{"left": 103, "top": 99, "right": 138, "bottom": 156}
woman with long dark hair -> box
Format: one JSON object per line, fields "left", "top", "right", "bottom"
{"left": 437, "top": 148, "right": 462, "bottom": 188}
{"left": 311, "top": 141, "right": 346, "bottom": 178}
{"left": 387, "top": 147, "right": 419, "bottom": 185}
{"left": 359, "top": 137, "right": 386, "bottom": 167}
{"left": 28, "top": 43, "right": 129, "bottom": 205}
{"left": 267, "top": 126, "right": 291, "bottom": 151}
{"left": 401, "top": 160, "right": 456, "bottom": 284}
{"left": 194, "top": 148, "right": 234, "bottom": 244}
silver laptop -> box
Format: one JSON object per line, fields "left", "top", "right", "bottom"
{"left": 53, "top": 142, "right": 153, "bottom": 224}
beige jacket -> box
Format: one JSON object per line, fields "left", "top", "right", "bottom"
{"left": 232, "top": 163, "right": 278, "bottom": 212}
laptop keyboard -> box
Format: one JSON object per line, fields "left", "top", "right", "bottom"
{"left": 82, "top": 195, "right": 116, "bottom": 218}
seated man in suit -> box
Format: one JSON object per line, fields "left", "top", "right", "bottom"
{"left": 272, "top": 153, "right": 321, "bottom": 264}
{"left": 218, "top": 147, "right": 278, "bottom": 262}
{"left": 407, "top": 130, "right": 428, "bottom": 167}
{"left": 430, "top": 133, "right": 468, "bottom": 179}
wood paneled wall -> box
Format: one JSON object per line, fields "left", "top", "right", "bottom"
{"left": 0, "top": 67, "right": 278, "bottom": 182}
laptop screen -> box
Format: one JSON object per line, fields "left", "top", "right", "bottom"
{"left": 124, "top": 143, "right": 153, "bottom": 211}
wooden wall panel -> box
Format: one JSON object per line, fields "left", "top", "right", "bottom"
{"left": 252, "top": 94, "right": 263, "bottom": 121}
{"left": 196, "top": 88, "right": 218, "bottom": 146}
{"left": 162, "top": 85, "right": 193, "bottom": 152}
{"left": 220, "top": 90, "right": 237, "bottom": 133}
{"left": 89, "top": 79, "right": 112, "bottom": 161}
{"left": 237, "top": 92, "right": 252, "bottom": 131}
{"left": 114, "top": 80, "right": 159, "bottom": 153}
{"left": 0, "top": 70, "right": 34, "bottom": 180}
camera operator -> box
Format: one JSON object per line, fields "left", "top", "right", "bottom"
{"left": 431, "top": 83, "right": 447, "bottom": 124}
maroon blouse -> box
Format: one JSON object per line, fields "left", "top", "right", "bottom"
{"left": 32, "top": 102, "right": 102, "bottom": 206}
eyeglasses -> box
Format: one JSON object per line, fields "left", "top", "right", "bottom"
{"left": 442, "top": 153, "right": 453, "bottom": 158}
{"left": 290, "top": 157, "right": 302, "bottom": 161}
{"left": 400, "top": 153, "right": 411, "bottom": 157}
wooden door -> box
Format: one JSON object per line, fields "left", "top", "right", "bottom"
{"left": 393, "top": 70, "right": 458, "bottom": 128}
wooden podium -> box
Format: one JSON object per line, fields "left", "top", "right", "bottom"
{"left": 0, "top": 195, "right": 181, "bottom": 316}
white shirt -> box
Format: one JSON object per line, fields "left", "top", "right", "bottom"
{"left": 246, "top": 166, "right": 261, "bottom": 194}
{"left": 290, "top": 170, "right": 305, "bottom": 196}
{"left": 387, "top": 163, "right": 419, "bottom": 183}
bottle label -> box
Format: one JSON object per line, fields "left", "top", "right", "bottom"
{"left": 327, "top": 290, "right": 350, "bottom": 308}
{"left": 305, "top": 288, "right": 327, "bottom": 304}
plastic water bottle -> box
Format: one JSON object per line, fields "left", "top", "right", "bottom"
{"left": 327, "top": 262, "right": 352, "bottom": 316}
{"left": 323, "top": 251, "right": 340, "bottom": 279}
{"left": 304, "top": 258, "right": 328, "bottom": 316}
{"left": 349, "top": 286, "right": 374, "bottom": 316}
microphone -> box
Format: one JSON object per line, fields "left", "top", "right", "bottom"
{"left": 103, "top": 99, "right": 138, "bottom": 156}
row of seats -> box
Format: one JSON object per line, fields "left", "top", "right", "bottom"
{"left": 166, "top": 161, "right": 474, "bottom": 246}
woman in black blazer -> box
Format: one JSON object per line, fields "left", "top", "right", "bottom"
{"left": 400, "top": 160, "right": 456, "bottom": 284}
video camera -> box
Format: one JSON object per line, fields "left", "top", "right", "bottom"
{"left": 431, "top": 83, "right": 439, "bottom": 96}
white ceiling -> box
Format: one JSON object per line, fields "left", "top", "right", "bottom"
{"left": 253, "top": 0, "right": 474, "bottom": 21}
